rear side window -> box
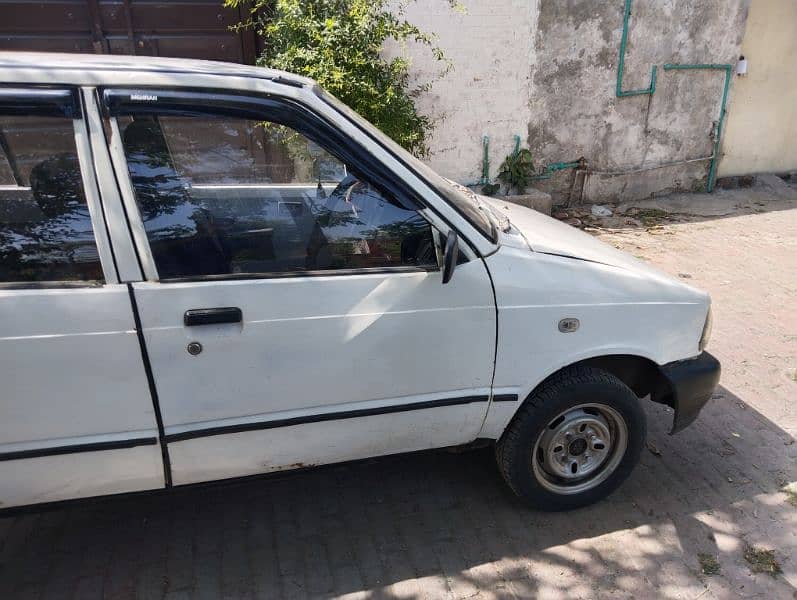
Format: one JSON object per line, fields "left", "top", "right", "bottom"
{"left": 0, "top": 115, "right": 103, "bottom": 283}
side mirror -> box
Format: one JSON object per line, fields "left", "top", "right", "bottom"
{"left": 441, "top": 229, "right": 459, "bottom": 284}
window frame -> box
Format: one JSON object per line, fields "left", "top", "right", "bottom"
{"left": 101, "top": 87, "right": 452, "bottom": 283}
{"left": 0, "top": 86, "right": 117, "bottom": 289}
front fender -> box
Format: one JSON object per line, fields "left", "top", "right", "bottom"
{"left": 478, "top": 346, "right": 660, "bottom": 440}
{"left": 480, "top": 246, "right": 710, "bottom": 439}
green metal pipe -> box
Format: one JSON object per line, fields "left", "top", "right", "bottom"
{"left": 529, "top": 160, "right": 583, "bottom": 181}
{"left": 479, "top": 135, "right": 490, "bottom": 185}
{"left": 663, "top": 63, "right": 732, "bottom": 192}
{"left": 616, "top": 0, "right": 657, "bottom": 97}
{"left": 663, "top": 63, "right": 732, "bottom": 71}
{"left": 512, "top": 134, "right": 521, "bottom": 157}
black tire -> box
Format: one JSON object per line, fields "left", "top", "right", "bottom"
{"left": 496, "top": 366, "right": 646, "bottom": 511}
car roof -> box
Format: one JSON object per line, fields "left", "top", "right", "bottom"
{"left": 0, "top": 52, "right": 313, "bottom": 88}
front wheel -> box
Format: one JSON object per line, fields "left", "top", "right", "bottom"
{"left": 496, "top": 366, "right": 646, "bottom": 511}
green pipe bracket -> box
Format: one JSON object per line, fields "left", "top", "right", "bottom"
{"left": 663, "top": 63, "right": 732, "bottom": 192}
{"left": 616, "top": 0, "right": 657, "bottom": 97}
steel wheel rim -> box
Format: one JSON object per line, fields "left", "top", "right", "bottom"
{"left": 531, "top": 403, "right": 628, "bottom": 495}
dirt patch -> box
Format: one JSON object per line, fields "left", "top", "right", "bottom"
{"left": 626, "top": 207, "right": 671, "bottom": 227}
{"left": 743, "top": 545, "right": 783, "bottom": 577}
{"left": 698, "top": 553, "right": 721, "bottom": 576}
{"left": 552, "top": 204, "right": 685, "bottom": 233}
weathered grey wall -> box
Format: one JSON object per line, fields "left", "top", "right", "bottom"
{"left": 529, "top": 0, "right": 750, "bottom": 203}
{"left": 392, "top": 0, "right": 751, "bottom": 204}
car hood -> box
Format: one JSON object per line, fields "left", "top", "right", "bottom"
{"left": 480, "top": 196, "right": 672, "bottom": 275}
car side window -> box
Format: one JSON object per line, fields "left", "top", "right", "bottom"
{"left": 0, "top": 115, "right": 103, "bottom": 284}
{"left": 116, "top": 114, "right": 437, "bottom": 280}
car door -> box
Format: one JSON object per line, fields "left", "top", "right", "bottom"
{"left": 0, "top": 88, "right": 166, "bottom": 508}
{"left": 100, "top": 88, "right": 497, "bottom": 485}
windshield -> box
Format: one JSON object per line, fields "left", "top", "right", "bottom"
{"left": 314, "top": 86, "right": 496, "bottom": 243}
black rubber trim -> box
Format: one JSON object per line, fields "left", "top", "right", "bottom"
{"left": 165, "top": 395, "right": 490, "bottom": 443}
{"left": 0, "top": 280, "right": 103, "bottom": 290}
{"left": 0, "top": 437, "right": 156, "bottom": 462}
{"left": 0, "top": 86, "right": 81, "bottom": 118}
{"left": 160, "top": 265, "right": 438, "bottom": 284}
{"left": 662, "top": 351, "right": 721, "bottom": 434}
{"left": 127, "top": 283, "right": 172, "bottom": 486}
{"left": 491, "top": 394, "right": 519, "bottom": 402}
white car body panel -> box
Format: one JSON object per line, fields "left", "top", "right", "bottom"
{"left": 470, "top": 202, "right": 710, "bottom": 439}
{"left": 0, "top": 286, "right": 165, "bottom": 505}
{"left": 0, "top": 445, "right": 164, "bottom": 507}
{"left": 168, "top": 398, "right": 489, "bottom": 485}
{"left": 131, "top": 264, "right": 496, "bottom": 485}
{"left": 475, "top": 200, "right": 708, "bottom": 437}
{"left": 478, "top": 247, "right": 707, "bottom": 437}
{"left": 0, "top": 53, "right": 714, "bottom": 508}
{"left": 0, "top": 286, "right": 157, "bottom": 441}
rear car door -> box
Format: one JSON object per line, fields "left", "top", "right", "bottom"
{"left": 102, "top": 88, "right": 497, "bottom": 485}
{"left": 0, "top": 88, "right": 165, "bottom": 508}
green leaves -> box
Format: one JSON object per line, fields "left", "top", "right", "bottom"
{"left": 497, "top": 148, "right": 535, "bottom": 195}
{"left": 226, "top": 0, "right": 452, "bottom": 157}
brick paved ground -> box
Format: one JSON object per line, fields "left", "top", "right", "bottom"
{"left": 1, "top": 187, "right": 796, "bottom": 599}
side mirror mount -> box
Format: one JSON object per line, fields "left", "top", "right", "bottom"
{"left": 441, "top": 229, "right": 459, "bottom": 284}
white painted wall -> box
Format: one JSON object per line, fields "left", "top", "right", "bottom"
{"left": 386, "top": 0, "right": 538, "bottom": 184}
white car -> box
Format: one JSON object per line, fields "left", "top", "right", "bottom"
{"left": 0, "top": 53, "right": 719, "bottom": 511}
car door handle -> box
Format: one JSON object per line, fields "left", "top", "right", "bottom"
{"left": 184, "top": 307, "right": 243, "bottom": 327}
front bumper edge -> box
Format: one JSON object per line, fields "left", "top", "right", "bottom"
{"left": 661, "top": 351, "right": 721, "bottom": 434}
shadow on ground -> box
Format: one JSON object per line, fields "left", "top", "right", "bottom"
{"left": 1, "top": 385, "right": 795, "bottom": 599}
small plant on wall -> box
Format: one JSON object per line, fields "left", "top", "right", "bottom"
{"left": 227, "top": 0, "right": 457, "bottom": 157}
{"left": 491, "top": 148, "right": 536, "bottom": 195}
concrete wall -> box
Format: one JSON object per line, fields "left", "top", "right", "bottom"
{"left": 718, "top": 0, "right": 797, "bottom": 178}
{"left": 392, "top": 0, "right": 751, "bottom": 204}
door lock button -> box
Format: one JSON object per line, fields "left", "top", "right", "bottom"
{"left": 187, "top": 341, "right": 203, "bottom": 356}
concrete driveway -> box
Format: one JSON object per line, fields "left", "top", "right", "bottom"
{"left": 1, "top": 186, "right": 795, "bottom": 599}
